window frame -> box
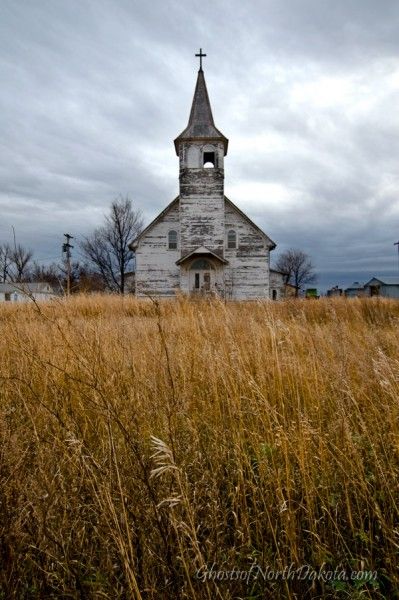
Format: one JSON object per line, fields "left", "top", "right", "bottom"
{"left": 227, "top": 229, "right": 237, "bottom": 249}
{"left": 190, "top": 258, "right": 214, "bottom": 270}
{"left": 168, "top": 230, "right": 178, "bottom": 250}
{"left": 203, "top": 151, "right": 216, "bottom": 168}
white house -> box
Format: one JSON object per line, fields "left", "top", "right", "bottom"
{"left": 0, "top": 282, "right": 57, "bottom": 303}
{"left": 130, "top": 58, "right": 277, "bottom": 300}
{"left": 363, "top": 277, "right": 399, "bottom": 299}
{"left": 344, "top": 277, "right": 399, "bottom": 299}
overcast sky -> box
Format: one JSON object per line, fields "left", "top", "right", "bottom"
{"left": 1, "top": 0, "right": 399, "bottom": 290}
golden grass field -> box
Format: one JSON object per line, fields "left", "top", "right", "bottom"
{"left": 0, "top": 295, "right": 398, "bottom": 599}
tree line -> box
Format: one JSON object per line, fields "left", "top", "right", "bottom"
{"left": 0, "top": 197, "right": 143, "bottom": 294}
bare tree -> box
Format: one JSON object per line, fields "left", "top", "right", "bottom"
{"left": 9, "top": 244, "right": 34, "bottom": 282}
{"left": 29, "top": 260, "right": 106, "bottom": 294}
{"left": 0, "top": 243, "right": 12, "bottom": 282}
{"left": 58, "top": 260, "right": 106, "bottom": 294}
{"left": 29, "top": 261, "right": 63, "bottom": 291}
{"left": 275, "top": 248, "right": 316, "bottom": 297}
{"left": 81, "top": 196, "right": 143, "bottom": 294}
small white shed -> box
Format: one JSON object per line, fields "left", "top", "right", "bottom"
{"left": 0, "top": 282, "right": 57, "bottom": 303}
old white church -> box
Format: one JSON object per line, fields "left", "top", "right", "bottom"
{"left": 130, "top": 54, "right": 278, "bottom": 300}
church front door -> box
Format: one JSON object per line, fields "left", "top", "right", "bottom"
{"left": 192, "top": 270, "right": 212, "bottom": 292}
{"left": 189, "top": 258, "right": 214, "bottom": 294}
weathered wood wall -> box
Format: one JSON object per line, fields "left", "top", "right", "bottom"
{"left": 135, "top": 200, "right": 180, "bottom": 297}
{"left": 179, "top": 142, "right": 225, "bottom": 258}
{"left": 269, "top": 270, "right": 286, "bottom": 300}
{"left": 135, "top": 140, "right": 275, "bottom": 299}
{"left": 224, "top": 200, "right": 270, "bottom": 300}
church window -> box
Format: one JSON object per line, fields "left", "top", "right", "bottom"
{"left": 203, "top": 151, "right": 215, "bottom": 168}
{"left": 190, "top": 258, "right": 213, "bottom": 270}
{"left": 227, "top": 230, "right": 237, "bottom": 249}
{"left": 168, "top": 230, "right": 178, "bottom": 250}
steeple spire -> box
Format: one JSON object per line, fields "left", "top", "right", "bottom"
{"left": 174, "top": 61, "right": 228, "bottom": 156}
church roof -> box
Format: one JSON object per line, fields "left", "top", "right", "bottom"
{"left": 224, "top": 196, "right": 277, "bottom": 250}
{"left": 129, "top": 195, "right": 277, "bottom": 251}
{"left": 174, "top": 69, "right": 228, "bottom": 156}
{"left": 128, "top": 197, "right": 179, "bottom": 250}
{"left": 176, "top": 246, "right": 228, "bottom": 266}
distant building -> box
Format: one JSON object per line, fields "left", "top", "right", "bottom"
{"left": 284, "top": 283, "right": 298, "bottom": 298}
{"left": 305, "top": 288, "right": 319, "bottom": 299}
{"left": 344, "top": 282, "right": 365, "bottom": 298}
{"left": 363, "top": 277, "right": 399, "bottom": 299}
{"left": 327, "top": 286, "right": 343, "bottom": 297}
{"left": 343, "top": 277, "right": 399, "bottom": 298}
{"left": 0, "top": 282, "right": 57, "bottom": 303}
{"left": 269, "top": 270, "right": 285, "bottom": 300}
{"left": 269, "top": 270, "right": 299, "bottom": 299}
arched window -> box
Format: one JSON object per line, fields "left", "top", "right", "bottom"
{"left": 190, "top": 258, "right": 214, "bottom": 270}
{"left": 203, "top": 152, "right": 215, "bottom": 168}
{"left": 168, "top": 230, "right": 178, "bottom": 250}
{"left": 203, "top": 145, "right": 216, "bottom": 168}
{"left": 227, "top": 230, "right": 237, "bottom": 249}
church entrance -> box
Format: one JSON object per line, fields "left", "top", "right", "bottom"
{"left": 189, "top": 258, "right": 214, "bottom": 294}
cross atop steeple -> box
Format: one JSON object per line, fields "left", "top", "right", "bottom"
{"left": 174, "top": 51, "right": 228, "bottom": 155}
{"left": 195, "top": 48, "right": 206, "bottom": 71}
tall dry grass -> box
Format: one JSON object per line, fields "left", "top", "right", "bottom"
{"left": 0, "top": 295, "right": 398, "bottom": 599}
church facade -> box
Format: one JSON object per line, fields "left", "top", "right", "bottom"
{"left": 130, "top": 59, "right": 278, "bottom": 300}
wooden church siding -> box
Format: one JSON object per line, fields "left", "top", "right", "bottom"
{"left": 179, "top": 162, "right": 225, "bottom": 256}
{"left": 180, "top": 195, "right": 225, "bottom": 255}
{"left": 135, "top": 202, "right": 180, "bottom": 297}
{"left": 224, "top": 201, "right": 270, "bottom": 299}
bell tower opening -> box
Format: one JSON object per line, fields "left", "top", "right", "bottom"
{"left": 203, "top": 151, "right": 215, "bottom": 168}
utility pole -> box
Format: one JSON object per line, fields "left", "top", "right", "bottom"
{"left": 395, "top": 240, "right": 399, "bottom": 271}
{"left": 62, "top": 233, "right": 74, "bottom": 296}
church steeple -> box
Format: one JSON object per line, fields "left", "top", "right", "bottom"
{"left": 175, "top": 52, "right": 227, "bottom": 258}
{"left": 174, "top": 63, "right": 228, "bottom": 156}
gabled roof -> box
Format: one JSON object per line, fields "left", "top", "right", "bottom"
{"left": 345, "top": 282, "right": 364, "bottom": 290}
{"left": 128, "top": 197, "right": 179, "bottom": 250}
{"left": 176, "top": 246, "right": 228, "bottom": 265}
{"left": 364, "top": 276, "right": 399, "bottom": 287}
{"left": 129, "top": 196, "right": 276, "bottom": 253}
{"left": 129, "top": 195, "right": 277, "bottom": 252}
{"left": 174, "top": 69, "right": 228, "bottom": 156}
{"left": 224, "top": 196, "right": 277, "bottom": 250}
